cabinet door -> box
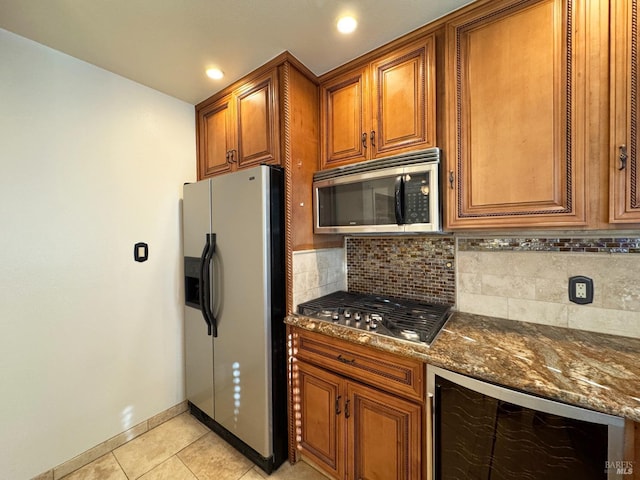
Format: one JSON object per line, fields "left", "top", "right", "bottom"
{"left": 296, "top": 361, "right": 345, "bottom": 479}
{"left": 235, "top": 69, "right": 280, "bottom": 169}
{"left": 371, "top": 36, "right": 436, "bottom": 158}
{"left": 346, "top": 381, "right": 422, "bottom": 480}
{"left": 445, "top": 0, "right": 587, "bottom": 229}
{"left": 610, "top": 0, "right": 640, "bottom": 222}
{"left": 320, "top": 66, "right": 369, "bottom": 168}
{"left": 197, "top": 94, "right": 234, "bottom": 178}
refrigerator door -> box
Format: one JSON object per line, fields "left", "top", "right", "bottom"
{"left": 210, "top": 166, "right": 272, "bottom": 458}
{"left": 183, "top": 180, "right": 215, "bottom": 419}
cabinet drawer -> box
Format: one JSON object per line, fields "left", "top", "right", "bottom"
{"left": 293, "top": 328, "right": 425, "bottom": 402}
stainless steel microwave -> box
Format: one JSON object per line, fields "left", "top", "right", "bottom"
{"left": 313, "top": 148, "right": 441, "bottom": 234}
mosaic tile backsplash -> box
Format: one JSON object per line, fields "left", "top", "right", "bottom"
{"left": 346, "top": 236, "right": 456, "bottom": 305}
{"left": 459, "top": 237, "right": 640, "bottom": 254}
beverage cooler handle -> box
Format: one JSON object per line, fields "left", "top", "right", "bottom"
{"left": 394, "top": 175, "right": 405, "bottom": 225}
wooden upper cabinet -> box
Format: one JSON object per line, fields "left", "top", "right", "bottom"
{"left": 370, "top": 39, "right": 435, "bottom": 159}
{"left": 235, "top": 69, "right": 280, "bottom": 169}
{"left": 610, "top": 0, "right": 640, "bottom": 222}
{"left": 320, "top": 36, "right": 436, "bottom": 169}
{"left": 196, "top": 68, "right": 279, "bottom": 178}
{"left": 197, "top": 94, "right": 234, "bottom": 178}
{"left": 320, "top": 67, "right": 369, "bottom": 166}
{"left": 445, "top": 0, "right": 587, "bottom": 229}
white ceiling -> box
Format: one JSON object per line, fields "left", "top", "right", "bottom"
{"left": 0, "top": 0, "right": 473, "bottom": 105}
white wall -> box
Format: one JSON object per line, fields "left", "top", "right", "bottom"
{"left": 0, "top": 29, "right": 196, "bottom": 479}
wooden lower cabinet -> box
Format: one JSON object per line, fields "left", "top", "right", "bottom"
{"left": 347, "top": 382, "right": 422, "bottom": 480}
{"left": 292, "top": 329, "right": 425, "bottom": 480}
{"left": 296, "top": 361, "right": 345, "bottom": 479}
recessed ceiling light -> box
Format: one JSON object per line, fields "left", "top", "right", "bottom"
{"left": 206, "top": 68, "right": 224, "bottom": 80}
{"left": 337, "top": 15, "right": 357, "bottom": 34}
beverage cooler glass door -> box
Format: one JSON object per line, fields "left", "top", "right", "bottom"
{"left": 428, "top": 366, "right": 626, "bottom": 480}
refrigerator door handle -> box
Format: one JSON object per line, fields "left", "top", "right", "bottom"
{"left": 203, "top": 233, "right": 218, "bottom": 337}
{"left": 198, "top": 234, "right": 215, "bottom": 336}
{"left": 209, "top": 234, "right": 219, "bottom": 337}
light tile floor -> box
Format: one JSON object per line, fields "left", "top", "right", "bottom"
{"left": 60, "top": 413, "right": 328, "bottom": 480}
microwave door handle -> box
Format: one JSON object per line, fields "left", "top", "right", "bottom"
{"left": 394, "top": 175, "right": 405, "bottom": 225}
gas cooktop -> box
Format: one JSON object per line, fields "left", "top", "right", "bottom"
{"left": 297, "top": 291, "right": 452, "bottom": 345}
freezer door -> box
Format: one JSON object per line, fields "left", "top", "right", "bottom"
{"left": 183, "top": 180, "right": 212, "bottom": 258}
{"left": 183, "top": 180, "right": 214, "bottom": 419}
{"left": 210, "top": 166, "right": 273, "bottom": 458}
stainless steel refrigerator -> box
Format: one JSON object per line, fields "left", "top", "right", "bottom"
{"left": 182, "top": 165, "right": 287, "bottom": 474}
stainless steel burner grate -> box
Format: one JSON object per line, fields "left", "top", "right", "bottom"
{"left": 297, "top": 291, "right": 451, "bottom": 345}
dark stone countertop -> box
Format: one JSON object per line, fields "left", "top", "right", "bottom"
{"left": 285, "top": 311, "right": 640, "bottom": 422}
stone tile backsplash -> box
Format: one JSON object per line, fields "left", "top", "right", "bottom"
{"left": 457, "top": 244, "right": 640, "bottom": 339}
{"left": 292, "top": 247, "right": 347, "bottom": 310}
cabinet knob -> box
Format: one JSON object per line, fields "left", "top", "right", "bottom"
{"left": 335, "top": 395, "right": 342, "bottom": 415}
{"left": 345, "top": 399, "right": 351, "bottom": 419}
{"left": 370, "top": 130, "right": 376, "bottom": 148}
{"left": 361, "top": 132, "right": 368, "bottom": 149}
{"left": 618, "top": 144, "right": 628, "bottom": 171}
{"left": 449, "top": 170, "right": 455, "bottom": 189}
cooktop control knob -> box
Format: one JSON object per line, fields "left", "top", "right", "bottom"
{"left": 353, "top": 312, "right": 361, "bottom": 321}
{"left": 331, "top": 312, "right": 339, "bottom": 322}
{"left": 370, "top": 313, "right": 382, "bottom": 329}
{"left": 344, "top": 310, "right": 351, "bottom": 319}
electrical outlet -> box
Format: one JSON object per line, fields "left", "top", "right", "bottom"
{"left": 569, "top": 276, "right": 593, "bottom": 304}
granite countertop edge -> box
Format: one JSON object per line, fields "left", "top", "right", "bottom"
{"left": 285, "top": 311, "right": 640, "bottom": 423}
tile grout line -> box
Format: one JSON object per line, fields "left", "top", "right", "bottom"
{"left": 110, "top": 451, "right": 131, "bottom": 480}
{"left": 120, "top": 413, "right": 210, "bottom": 480}
{"left": 174, "top": 453, "right": 198, "bottom": 480}
{"left": 173, "top": 424, "right": 212, "bottom": 480}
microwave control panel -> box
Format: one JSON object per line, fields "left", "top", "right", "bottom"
{"left": 404, "top": 173, "right": 431, "bottom": 224}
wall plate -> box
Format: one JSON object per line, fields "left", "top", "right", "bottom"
{"left": 568, "top": 276, "right": 593, "bottom": 304}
